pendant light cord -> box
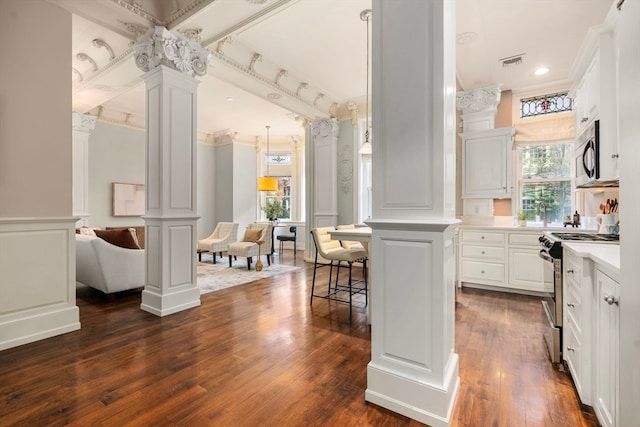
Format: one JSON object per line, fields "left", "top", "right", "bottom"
{"left": 266, "top": 125, "right": 270, "bottom": 177}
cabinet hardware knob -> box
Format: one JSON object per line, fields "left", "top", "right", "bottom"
{"left": 481, "top": 251, "right": 485, "bottom": 254}
{"left": 566, "top": 269, "right": 574, "bottom": 274}
{"left": 612, "top": 154, "right": 619, "bottom": 159}
{"left": 604, "top": 295, "right": 619, "bottom": 306}
{"left": 581, "top": 117, "right": 589, "bottom": 123}
{"left": 567, "top": 303, "right": 575, "bottom": 308}
{"left": 481, "top": 236, "right": 485, "bottom": 240}
{"left": 481, "top": 270, "right": 485, "bottom": 274}
{"left": 567, "top": 346, "right": 575, "bottom": 352}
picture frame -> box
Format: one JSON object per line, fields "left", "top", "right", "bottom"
{"left": 112, "top": 182, "right": 145, "bottom": 216}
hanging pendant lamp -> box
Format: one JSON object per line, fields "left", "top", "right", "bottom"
{"left": 359, "top": 9, "right": 372, "bottom": 155}
{"left": 258, "top": 125, "right": 278, "bottom": 192}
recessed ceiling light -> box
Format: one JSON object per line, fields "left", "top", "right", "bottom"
{"left": 226, "top": 97, "right": 233, "bottom": 101}
{"left": 535, "top": 67, "right": 550, "bottom": 76}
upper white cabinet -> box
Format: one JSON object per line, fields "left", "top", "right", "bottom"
{"left": 570, "top": 22, "right": 619, "bottom": 181}
{"left": 460, "top": 127, "right": 514, "bottom": 199}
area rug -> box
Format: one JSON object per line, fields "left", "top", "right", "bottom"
{"left": 197, "top": 253, "right": 301, "bottom": 295}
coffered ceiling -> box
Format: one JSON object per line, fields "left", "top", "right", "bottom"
{"left": 51, "top": 0, "right": 614, "bottom": 144}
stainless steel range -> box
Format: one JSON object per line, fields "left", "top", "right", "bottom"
{"left": 538, "top": 231, "right": 619, "bottom": 364}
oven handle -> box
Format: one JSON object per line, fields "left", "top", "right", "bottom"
{"left": 538, "top": 249, "right": 554, "bottom": 263}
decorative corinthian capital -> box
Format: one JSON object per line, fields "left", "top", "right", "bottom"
{"left": 134, "top": 26, "right": 211, "bottom": 77}
{"left": 456, "top": 84, "right": 502, "bottom": 114}
{"left": 72, "top": 112, "right": 96, "bottom": 133}
{"left": 311, "top": 118, "right": 339, "bottom": 138}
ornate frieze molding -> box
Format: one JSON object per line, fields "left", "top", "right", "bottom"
{"left": 134, "top": 27, "right": 211, "bottom": 76}
{"left": 249, "top": 53, "right": 262, "bottom": 72}
{"left": 215, "top": 36, "right": 233, "bottom": 54}
{"left": 120, "top": 21, "right": 149, "bottom": 40}
{"left": 346, "top": 101, "right": 359, "bottom": 125}
{"left": 92, "top": 39, "right": 115, "bottom": 60}
{"left": 76, "top": 53, "right": 98, "bottom": 71}
{"left": 313, "top": 93, "right": 325, "bottom": 106}
{"left": 456, "top": 84, "right": 502, "bottom": 114}
{"left": 72, "top": 112, "right": 97, "bottom": 133}
{"left": 179, "top": 28, "right": 203, "bottom": 43}
{"left": 296, "top": 82, "right": 308, "bottom": 96}
{"left": 275, "top": 69, "right": 288, "bottom": 86}
{"left": 311, "top": 118, "right": 339, "bottom": 139}
{"left": 72, "top": 67, "right": 83, "bottom": 83}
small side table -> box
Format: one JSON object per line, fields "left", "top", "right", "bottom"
{"left": 197, "top": 249, "right": 209, "bottom": 262}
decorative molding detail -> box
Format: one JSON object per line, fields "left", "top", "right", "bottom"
{"left": 267, "top": 92, "right": 281, "bottom": 100}
{"left": 73, "top": 46, "right": 135, "bottom": 94}
{"left": 76, "top": 53, "right": 98, "bottom": 71}
{"left": 245, "top": 0, "right": 269, "bottom": 4}
{"left": 92, "top": 38, "right": 115, "bottom": 60}
{"left": 164, "top": 0, "right": 212, "bottom": 26}
{"left": 215, "top": 36, "right": 233, "bottom": 53}
{"left": 120, "top": 21, "right": 149, "bottom": 39}
{"left": 110, "top": 0, "right": 162, "bottom": 25}
{"left": 313, "top": 93, "right": 325, "bottom": 107}
{"left": 311, "top": 118, "right": 338, "bottom": 139}
{"left": 134, "top": 26, "right": 211, "bottom": 76}
{"left": 180, "top": 28, "right": 203, "bottom": 43}
{"left": 249, "top": 53, "right": 262, "bottom": 72}
{"left": 295, "top": 116, "right": 311, "bottom": 128}
{"left": 329, "top": 103, "right": 338, "bottom": 118}
{"left": 275, "top": 68, "right": 288, "bottom": 86}
{"left": 72, "top": 67, "right": 83, "bottom": 82}
{"left": 346, "top": 101, "right": 359, "bottom": 125}
{"left": 456, "top": 84, "right": 503, "bottom": 114}
{"left": 72, "top": 112, "right": 97, "bottom": 133}
{"left": 296, "top": 82, "right": 308, "bottom": 96}
{"left": 210, "top": 51, "right": 331, "bottom": 116}
{"left": 339, "top": 143, "right": 353, "bottom": 194}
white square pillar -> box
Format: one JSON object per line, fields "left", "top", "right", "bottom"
{"left": 365, "top": 2, "right": 459, "bottom": 425}
{"left": 134, "top": 27, "right": 211, "bottom": 316}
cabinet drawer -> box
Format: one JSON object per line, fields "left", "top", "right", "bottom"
{"left": 564, "top": 254, "right": 583, "bottom": 280}
{"left": 508, "top": 232, "right": 542, "bottom": 246}
{"left": 565, "top": 322, "right": 584, "bottom": 395}
{"left": 461, "top": 245, "right": 505, "bottom": 260}
{"left": 566, "top": 284, "right": 583, "bottom": 333}
{"left": 461, "top": 231, "right": 505, "bottom": 245}
{"left": 461, "top": 260, "right": 504, "bottom": 283}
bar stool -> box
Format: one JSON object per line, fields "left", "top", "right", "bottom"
{"left": 310, "top": 227, "right": 368, "bottom": 317}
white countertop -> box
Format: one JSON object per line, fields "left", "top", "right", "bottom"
{"left": 458, "top": 224, "right": 596, "bottom": 233}
{"left": 562, "top": 242, "right": 620, "bottom": 273}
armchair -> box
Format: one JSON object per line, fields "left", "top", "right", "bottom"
{"left": 197, "top": 222, "right": 239, "bottom": 263}
{"left": 227, "top": 223, "right": 273, "bottom": 270}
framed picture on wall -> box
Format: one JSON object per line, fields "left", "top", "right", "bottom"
{"left": 112, "top": 182, "right": 145, "bottom": 216}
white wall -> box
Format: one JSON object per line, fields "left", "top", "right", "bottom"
{"left": 197, "top": 142, "right": 216, "bottom": 239}
{"left": 0, "top": 0, "right": 79, "bottom": 350}
{"left": 88, "top": 122, "right": 145, "bottom": 228}
{"left": 233, "top": 142, "right": 258, "bottom": 233}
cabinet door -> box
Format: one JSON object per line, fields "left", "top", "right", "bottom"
{"left": 594, "top": 269, "right": 619, "bottom": 427}
{"left": 462, "top": 129, "right": 512, "bottom": 199}
{"left": 507, "top": 247, "right": 549, "bottom": 292}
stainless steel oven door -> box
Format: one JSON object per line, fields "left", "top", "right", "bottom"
{"left": 538, "top": 249, "right": 562, "bottom": 364}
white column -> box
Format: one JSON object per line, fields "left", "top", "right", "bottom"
{"left": 72, "top": 112, "right": 96, "bottom": 227}
{"left": 311, "top": 118, "right": 339, "bottom": 228}
{"left": 365, "top": 2, "right": 459, "bottom": 426}
{"left": 134, "top": 27, "right": 211, "bottom": 316}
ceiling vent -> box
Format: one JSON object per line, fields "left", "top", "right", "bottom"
{"left": 500, "top": 53, "right": 525, "bottom": 67}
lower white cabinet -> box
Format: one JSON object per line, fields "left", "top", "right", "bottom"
{"left": 460, "top": 228, "right": 549, "bottom": 293}
{"left": 594, "top": 267, "right": 620, "bottom": 427}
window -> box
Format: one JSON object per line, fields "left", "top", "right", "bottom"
{"left": 263, "top": 177, "right": 291, "bottom": 220}
{"left": 517, "top": 142, "right": 573, "bottom": 224}
{"left": 520, "top": 92, "right": 572, "bottom": 118}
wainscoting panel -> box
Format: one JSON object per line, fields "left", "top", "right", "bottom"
{"left": 0, "top": 218, "right": 80, "bottom": 350}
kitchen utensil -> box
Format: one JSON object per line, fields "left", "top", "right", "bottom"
{"left": 600, "top": 203, "right": 605, "bottom": 213}
{"left": 597, "top": 213, "right": 616, "bottom": 234}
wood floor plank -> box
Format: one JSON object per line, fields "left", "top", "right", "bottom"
{"left": 0, "top": 251, "right": 598, "bottom": 426}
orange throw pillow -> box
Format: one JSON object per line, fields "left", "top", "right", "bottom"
{"left": 242, "top": 228, "right": 262, "bottom": 243}
{"left": 94, "top": 228, "right": 141, "bottom": 249}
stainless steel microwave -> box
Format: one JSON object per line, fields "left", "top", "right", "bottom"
{"left": 575, "top": 120, "right": 599, "bottom": 187}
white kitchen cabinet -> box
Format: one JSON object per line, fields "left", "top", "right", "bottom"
{"left": 460, "top": 127, "right": 514, "bottom": 199}
{"left": 562, "top": 248, "right": 594, "bottom": 405}
{"left": 460, "top": 228, "right": 548, "bottom": 294}
{"left": 570, "top": 24, "right": 619, "bottom": 182}
{"left": 459, "top": 230, "right": 505, "bottom": 286}
{"left": 594, "top": 267, "right": 619, "bottom": 427}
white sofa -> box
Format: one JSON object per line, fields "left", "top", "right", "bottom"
{"left": 75, "top": 234, "right": 145, "bottom": 295}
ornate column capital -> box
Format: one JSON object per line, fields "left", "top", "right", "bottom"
{"left": 134, "top": 26, "right": 211, "bottom": 77}
{"left": 72, "top": 112, "right": 96, "bottom": 133}
{"left": 456, "top": 84, "right": 502, "bottom": 114}
{"left": 311, "top": 118, "right": 339, "bottom": 139}
{"left": 346, "top": 101, "right": 359, "bottom": 126}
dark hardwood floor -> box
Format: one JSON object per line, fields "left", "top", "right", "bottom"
{"left": 0, "top": 251, "right": 598, "bottom": 426}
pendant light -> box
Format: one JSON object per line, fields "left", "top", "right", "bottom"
{"left": 359, "top": 9, "right": 372, "bottom": 155}
{"left": 257, "top": 125, "right": 278, "bottom": 192}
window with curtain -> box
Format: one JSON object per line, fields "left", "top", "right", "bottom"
{"left": 516, "top": 141, "right": 573, "bottom": 224}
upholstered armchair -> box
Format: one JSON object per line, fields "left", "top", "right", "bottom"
{"left": 197, "top": 222, "right": 239, "bottom": 263}
{"left": 227, "top": 223, "right": 273, "bottom": 270}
